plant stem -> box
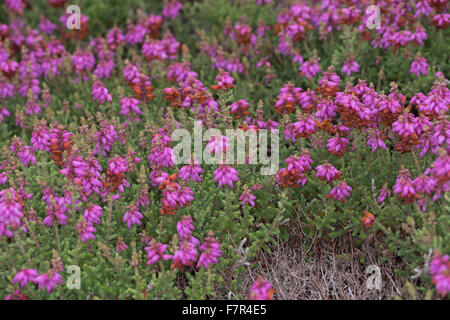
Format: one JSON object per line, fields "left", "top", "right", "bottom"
{"left": 74, "top": 237, "right": 81, "bottom": 266}
{"left": 23, "top": 215, "right": 42, "bottom": 253}
{"left": 54, "top": 224, "right": 61, "bottom": 255}
{"left": 3, "top": 238, "right": 16, "bottom": 268}
{"left": 16, "top": 231, "right": 33, "bottom": 266}
{"left": 106, "top": 196, "right": 113, "bottom": 245}
{"left": 411, "top": 150, "right": 422, "bottom": 173}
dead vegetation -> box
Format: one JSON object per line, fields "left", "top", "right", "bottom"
{"left": 217, "top": 218, "right": 421, "bottom": 300}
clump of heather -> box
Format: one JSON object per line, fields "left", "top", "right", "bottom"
{"left": 0, "top": 0, "right": 449, "bottom": 301}
{"left": 249, "top": 277, "right": 274, "bottom": 300}
{"left": 430, "top": 251, "right": 450, "bottom": 297}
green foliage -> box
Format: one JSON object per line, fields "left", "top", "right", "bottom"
{"left": 0, "top": 0, "right": 448, "bottom": 300}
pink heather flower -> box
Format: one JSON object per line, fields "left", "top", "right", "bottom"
{"left": 83, "top": 204, "right": 103, "bottom": 225}
{"left": 91, "top": 80, "right": 112, "bottom": 105}
{"left": 93, "top": 58, "right": 115, "bottom": 79}
{"left": 32, "top": 270, "right": 62, "bottom": 294}
{"left": 286, "top": 151, "right": 313, "bottom": 173}
{"left": 106, "top": 27, "right": 124, "bottom": 50}
{"left": 9, "top": 138, "right": 36, "bottom": 167}
{"left": 430, "top": 251, "right": 450, "bottom": 297}
{"left": 142, "top": 39, "right": 167, "bottom": 61}
{"left": 393, "top": 169, "right": 417, "bottom": 204}
{"left": 150, "top": 169, "right": 169, "bottom": 187}
{"left": 273, "top": 84, "right": 302, "bottom": 114}
{"left": 413, "top": 114, "right": 433, "bottom": 136}
{"left": 72, "top": 50, "right": 95, "bottom": 82}
{"left": 18, "top": 76, "right": 40, "bottom": 99}
{"left": 341, "top": 58, "right": 359, "bottom": 77}
{"left": 148, "top": 132, "right": 175, "bottom": 168}
{"left": 125, "top": 23, "right": 146, "bottom": 46}
{"left": 59, "top": 155, "right": 103, "bottom": 199}
{"left": 163, "top": 0, "right": 183, "bottom": 19}
{"left": 419, "top": 93, "right": 448, "bottom": 117}
{"left": 178, "top": 161, "right": 203, "bottom": 182}
{"left": 417, "top": 196, "right": 429, "bottom": 212}
{"left": 106, "top": 156, "right": 130, "bottom": 194}
{"left": 415, "top": 1, "right": 433, "bottom": 18}
{"left": 230, "top": 99, "right": 250, "bottom": 117}
{"left": 213, "top": 56, "right": 244, "bottom": 74}
{"left": 0, "top": 188, "right": 28, "bottom": 237}
{"left": 161, "top": 32, "right": 180, "bottom": 60}
{"left": 431, "top": 152, "right": 450, "bottom": 183}
{"left": 292, "top": 54, "right": 303, "bottom": 65}
{"left": 177, "top": 216, "right": 195, "bottom": 240}
{"left": 42, "top": 195, "right": 70, "bottom": 227}
{"left": 93, "top": 121, "right": 118, "bottom": 156}
{"left": 197, "top": 234, "right": 221, "bottom": 269}
{"left": 206, "top": 135, "right": 230, "bottom": 154}
{"left": 0, "top": 107, "right": 10, "bottom": 123}
{"left": 392, "top": 112, "right": 416, "bottom": 138}
{"left": 249, "top": 277, "right": 274, "bottom": 300}
{"left": 123, "top": 63, "right": 139, "bottom": 83}
{"left": 6, "top": 0, "right": 24, "bottom": 14}
{"left": 173, "top": 236, "right": 200, "bottom": 266}
{"left": 177, "top": 186, "right": 194, "bottom": 207}
{"left": 318, "top": 70, "right": 340, "bottom": 90}
{"left": 0, "top": 60, "right": 19, "bottom": 77}
{"left": 240, "top": 188, "right": 256, "bottom": 207}
{"left": 316, "top": 160, "right": 342, "bottom": 183}
{"left": 299, "top": 59, "right": 321, "bottom": 80}
{"left": 284, "top": 115, "right": 316, "bottom": 142}
{"left": 411, "top": 24, "right": 428, "bottom": 46}
{"left": 391, "top": 30, "right": 413, "bottom": 47}
{"left": 327, "top": 181, "right": 352, "bottom": 202}
{"left": 327, "top": 136, "right": 349, "bottom": 157}
{"left": 158, "top": 175, "right": 194, "bottom": 215}
{"left": 31, "top": 120, "right": 51, "bottom": 152}
{"left": 378, "top": 93, "right": 403, "bottom": 114}
{"left": 12, "top": 269, "right": 39, "bottom": 288}
{"left": 120, "top": 97, "right": 142, "bottom": 122}
{"left": 366, "top": 129, "right": 387, "bottom": 152}
{"left": 167, "top": 62, "right": 198, "bottom": 83}
{"left": 115, "top": 238, "right": 128, "bottom": 253}
{"left": 136, "top": 186, "right": 150, "bottom": 209}
{"left": 378, "top": 185, "right": 391, "bottom": 203}
{"left": 145, "top": 239, "right": 172, "bottom": 265}
{"left": 214, "top": 69, "right": 234, "bottom": 90}
{"left": 123, "top": 204, "right": 143, "bottom": 229}
{"left": 315, "top": 98, "right": 337, "bottom": 121}
{"left": 39, "top": 17, "right": 57, "bottom": 34}
{"left": 4, "top": 289, "right": 28, "bottom": 300}
{"left": 24, "top": 97, "right": 41, "bottom": 116}
{"left": 276, "top": 168, "right": 307, "bottom": 187}
{"left": 76, "top": 217, "right": 96, "bottom": 242}
{"left": 413, "top": 174, "right": 436, "bottom": 195}
{"left": 409, "top": 55, "right": 429, "bottom": 78}
{"left": 432, "top": 13, "right": 450, "bottom": 29}
{"left": 213, "top": 165, "right": 239, "bottom": 188}
{"left": 0, "top": 79, "right": 15, "bottom": 100}
{"left": 0, "top": 172, "right": 7, "bottom": 185}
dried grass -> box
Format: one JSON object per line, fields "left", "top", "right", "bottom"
{"left": 217, "top": 219, "right": 418, "bottom": 300}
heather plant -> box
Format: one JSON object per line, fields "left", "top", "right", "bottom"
{"left": 0, "top": 0, "right": 449, "bottom": 300}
